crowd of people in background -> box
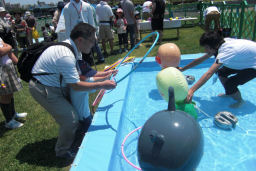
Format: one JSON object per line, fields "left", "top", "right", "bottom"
{"left": 0, "top": 0, "right": 166, "bottom": 65}
{"left": 0, "top": 0, "right": 166, "bottom": 161}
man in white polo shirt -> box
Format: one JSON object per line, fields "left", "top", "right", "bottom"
{"left": 96, "top": 0, "right": 114, "bottom": 56}
{"left": 29, "top": 23, "right": 116, "bottom": 159}
{"left": 63, "top": 0, "right": 95, "bottom": 39}
{"left": 183, "top": 31, "right": 256, "bottom": 108}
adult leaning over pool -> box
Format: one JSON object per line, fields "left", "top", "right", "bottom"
{"left": 29, "top": 23, "right": 116, "bottom": 160}
{"left": 183, "top": 31, "right": 256, "bottom": 108}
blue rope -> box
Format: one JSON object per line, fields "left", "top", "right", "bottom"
{"left": 110, "top": 31, "right": 159, "bottom": 83}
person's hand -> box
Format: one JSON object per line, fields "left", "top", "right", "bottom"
{"left": 185, "top": 89, "right": 194, "bottom": 103}
{"left": 176, "top": 66, "right": 184, "bottom": 72}
{"left": 110, "top": 69, "right": 118, "bottom": 76}
{"left": 105, "top": 70, "right": 118, "bottom": 77}
{"left": 102, "top": 80, "right": 116, "bottom": 90}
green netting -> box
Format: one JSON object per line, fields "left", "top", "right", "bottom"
{"left": 198, "top": 1, "right": 256, "bottom": 40}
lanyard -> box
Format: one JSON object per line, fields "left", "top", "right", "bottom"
{"left": 72, "top": 2, "right": 82, "bottom": 19}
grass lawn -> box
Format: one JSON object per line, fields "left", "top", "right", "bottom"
{"left": 0, "top": 26, "right": 205, "bottom": 171}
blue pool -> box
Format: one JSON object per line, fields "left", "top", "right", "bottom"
{"left": 71, "top": 53, "right": 256, "bottom": 171}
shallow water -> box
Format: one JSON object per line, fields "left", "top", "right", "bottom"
{"left": 109, "top": 58, "right": 256, "bottom": 171}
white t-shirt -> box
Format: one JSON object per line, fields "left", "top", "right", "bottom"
{"left": 204, "top": 6, "right": 220, "bottom": 17}
{"left": 216, "top": 38, "right": 256, "bottom": 70}
{"left": 96, "top": 1, "right": 114, "bottom": 26}
{"left": 0, "top": 38, "right": 11, "bottom": 65}
{"left": 142, "top": 1, "right": 152, "bottom": 13}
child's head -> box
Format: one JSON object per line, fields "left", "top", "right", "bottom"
{"left": 116, "top": 8, "right": 123, "bottom": 18}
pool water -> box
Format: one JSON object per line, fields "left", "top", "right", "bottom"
{"left": 71, "top": 54, "right": 256, "bottom": 171}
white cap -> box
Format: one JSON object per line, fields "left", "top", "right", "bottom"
{"left": 25, "top": 11, "right": 31, "bottom": 16}
{"left": 0, "top": 7, "right": 6, "bottom": 13}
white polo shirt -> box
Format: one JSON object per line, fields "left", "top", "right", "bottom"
{"left": 32, "top": 39, "right": 81, "bottom": 87}
{"left": 96, "top": 1, "right": 113, "bottom": 26}
{"left": 216, "top": 38, "right": 256, "bottom": 70}
{"left": 63, "top": 0, "right": 95, "bottom": 39}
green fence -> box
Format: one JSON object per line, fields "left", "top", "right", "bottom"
{"left": 198, "top": 0, "right": 256, "bottom": 40}
{"left": 168, "top": 0, "right": 256, "bottom": 40}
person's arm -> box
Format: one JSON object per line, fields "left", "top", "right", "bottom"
{"left": 0, "top": 43, "right": 12, "bottom": 56}
{"left": 8, "top": 52, "right": 18, "bottom": 64}
{"left": 94, "top": 70, "right": 118, "bottom": 77}
{"left": 68, "top": 79, "right": 116, "bottom": 91}
{"left": 186, "top": 62, "right": 222, "bottom": 102}
{"left": 178, "top": 53, "right": 212, "bottom": 72}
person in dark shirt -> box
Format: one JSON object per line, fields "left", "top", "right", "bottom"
{"left": 151, "top": 0, "right": 165, "bottom": 44}
{"left": 14, "top": 12, "right": 28, "bottom": 48}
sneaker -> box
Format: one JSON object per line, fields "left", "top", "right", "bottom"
{"left": 119, "top": 49, "right": 122, "bottom": 54}
{"left": 15, "top": 112, "right": 28, "bottom": 118}
{"left": 5, "top": 119, "right": 24, "bottom": 129}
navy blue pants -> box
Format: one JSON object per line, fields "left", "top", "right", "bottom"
{"left": 126, "top": 24, "right": 136, "bottom": 49}
{"left": 217, "top": 66, "right": 256, "bottom": 95}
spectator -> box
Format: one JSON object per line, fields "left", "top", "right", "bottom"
{"left": 4, "top": 12, "right": 18, "bottom": 55}
{"left": 63, "top": 0, "right": 95, "bottom": 40}
{"left": 142, "top": 0, "right": 152, "bottom": 20}
{"left": 85, "top": 0, "right": 105, "bottom": 64}
{"left": 114, "top": 8, "right": 128, "bottom": 53}
{"left": 41, "top": 26, "right": 52, "bottom": 42}
{"left": 52, "top": 1, "right": 65, "bottom": 29}
{"left": 29, "top": 23, "right": 116, "bottom": 159}
{"left": 0, "top": 38, "right": 27, "bottom": 129}
{"left": 14, "top": 12, "right": 28, "bottom": 48}
{"left": 121, "top": 0, "right": 136, "bottom": 49}
{"left": 54, "top": 1, "right": 66, "bottom": 42}
{"left": 204, "top": 6, "right": 221, "bottom": 31}
{"left": 96, "top": 0, "right": 115, "bottom": 56}
{"left": 63, "top": 0, "right": 95, "bottom": 65}
{"left": 0, "top": 7, "right": 17, "bottom": 50}
{"left": 25, "top": 11, "right": 38, "bottom": 45}
{"left": 151, "top": 0, "right": 165, "bottom": 44}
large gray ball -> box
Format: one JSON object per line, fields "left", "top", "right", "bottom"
{"left": 138, "top": 110, "right": 203, "bottom": 171}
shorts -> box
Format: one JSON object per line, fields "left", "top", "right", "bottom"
{"left": 0, "top": 63, "right": 22, "bottom": 95}
{"left": 99, "top": 25, "right": 114, "bottom": 40}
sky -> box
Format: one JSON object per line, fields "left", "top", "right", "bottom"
{"left": 5, "top": 0, "right": 60, "bottom": 5}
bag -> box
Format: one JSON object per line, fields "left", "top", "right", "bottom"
{"left": 32, "top": 27, "right": 40, "bottom": 39}
{"left": 17, "top": 42, "right": 75, "bottom": 82}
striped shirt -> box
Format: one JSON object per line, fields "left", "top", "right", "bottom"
{"left": 32, "top": 39, "right": 81, "bottom": 87}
